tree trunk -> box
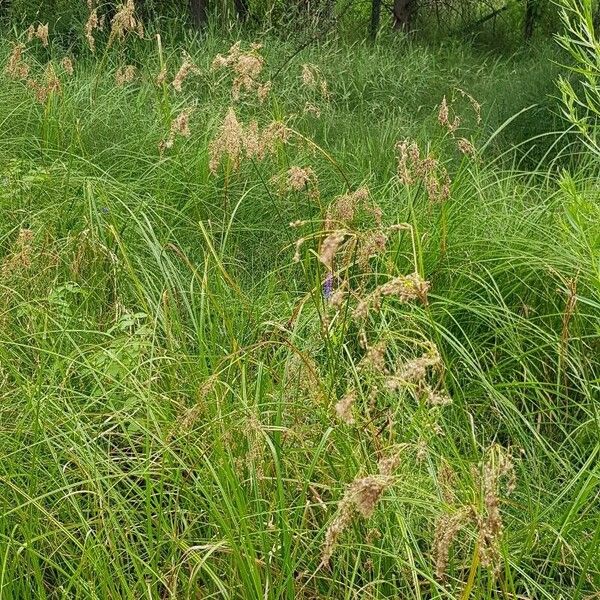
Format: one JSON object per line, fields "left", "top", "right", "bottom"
{"left": 370, "top": 0, "right": 381, "bottom": 39}
{"left": 190, "top": 0, "right": 208, "bottom": 27}
{"left": 393, "top": 0, "right": 416, "bottom": 31}
{"left": 524, "top": 0, "right": 536, "bottom": 41}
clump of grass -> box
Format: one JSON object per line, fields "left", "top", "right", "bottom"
{"left": 0, "top": 10, "right": 598, "bottom": 600}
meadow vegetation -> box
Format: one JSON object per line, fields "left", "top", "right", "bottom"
{"left": 0, "top": 1, "right": 599, "bottom": 598}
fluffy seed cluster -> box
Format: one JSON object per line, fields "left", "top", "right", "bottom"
{"left": 28, "top": 63, "right": 62, "bottom": 103}
{"left": 477, "top": 446, "right": 515, "bottom": 575}
{"left": 335, "top": 388, "right": 357, "bottom": 424}
{"left": 321, "top": 454, "right": 401, "bottom": 566}
{"left": 208, "top": 108, "right": 288, "bottom": 175}
{"left": 159, "top": 107, "right": 195, "bottom": 152}
{"left": 84, "top": 8, "right": 104, "bottom": 52}
{"left": 26, "top": 23, "right": 49, "bottom": 47}
{"left": 325, "top": 187, "right": 378, "bottom": 228}
{"left": 212, "top": 42, "right": 271, "bottom": 102}
{"left": 109, "top": 0, "right": 144, "bottom": 43}
{"left": 5, "top": 43, "right": 30, "bottom": 80}
{"left": 432, "top": 506, "right": 473, "bottom": 580}
{"left": 438, "top": 96, "right": 460, "bottom": 133}
{"left": 61, "top": 57, "right": 74, "bottom": 76}
{"left": 172, "top": 51, "right": 200, "bottom": 92}
{"left": 396, "top": 139, "right": 451, "bottom": 203}
{"left": 353, "top": 272, "right": 430, "bottom": 320}
{"left": 383, "top": 343, "right": 451, "bottom": 407}
{"left": 115, "top": 65, "right": 136, "bottom": 86}
{"left": 272, "top": 166, "right": 319, "bottom": 199}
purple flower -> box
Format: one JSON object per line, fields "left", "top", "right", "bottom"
{"left": 323, "top": 272, "right": 334, "bottom": 300}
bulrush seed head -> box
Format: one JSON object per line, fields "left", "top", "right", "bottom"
{"left": 209, "top": 108, "right": 288, "bottom": 175}
{"left": 115, "top": 65, "right": 136, "bottom": 86}
{"left": 109, "top": 0, "right": 143, "bottom": 43}
{"left": 61, "top": 57, "right": 74, "bottom": 76}
{"left": 212, "top": 42, "right": 271, "bottom": 102}
{"left": 172, "top": 51, "right": 199, "bottom": 92}
{"left": 27, "top": 23, "right": 49, "bottom": 47}
{"left": 159, "top": 107, "right": 195, "bottom": 152}
{"left": 335, "top": 389, "right": 356, "bottom": 424}
{"left": 321, "top": 453, "right": 400, "bottom": 566}
{"left": 5, "top": 44, "right": 30, "bottom": 80}
{"left": 84, "top": 8, "right": 100, "bottom": 52}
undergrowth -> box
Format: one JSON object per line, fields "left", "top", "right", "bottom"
{"left": 0, "top": 5, "right": 598, "bottom": 599}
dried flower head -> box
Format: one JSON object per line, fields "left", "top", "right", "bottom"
{"left": 318, "top": 232, "right": 345, "bottom": 271}
{"left": 212, "top": 42, "right": 270, "bottom": 101}
{"left": 432, "top": 506, "right": 473, "bottom": 581}
{"left": 301, "top": 64, "right": 317, "bottom": 87}
{"left": 335, "top": 388, "right": 356, "bottom": 424}
{"left": 438, "top": 96, "right": 460, "bottom": 133}
{"left": 2, "top": 228, "right": 34, "bottom": 276}
{"left": 477, "top": 446, "right": 516, "bottom": 576}
{"left": 304, "top": 102, "right": 321, "bottom": 117}
{"left": 27, "top": 23, "right": 49, "bottom": 47}
{"left": 209, "top": 108, "right": 288, "bottom": 175}
{"left": 28, "top": 62, "right": 62, "bottom": 103}
{"left": 109, "top": 0, "right": 142, "bottom": 44}
{"left": 115, "top": 64, "right": 136, "bottom": 86}
{"left": 354, "top": 272, "right": 430, "bottom": 320}
{"left": 172, "top": 51, "right": 199, "bottom": 92}
{"left": 155, "top": 66, "right": 167, "bottom": 86}
{"left": 457, "top": 87, "right": 482, "bottom": 124}
{"left": 301, "top": 63, "right": 330, "bottom": 99}
{"left": 321, "top": 456, "right": 399, "bottom": 566}
{"left": 60, "top": 56, "right": 74, "bottom": 76}
{"left": 159, "top": 106, "right": 195, "bottom": 152}
{"left": 457, "top": 137, "right": 475, "bottom": 156}
{"left": 5, "top": 43, "right": 30, "bottom": 80}
{"left": 84, "top": 8, "right": 100, "bottom": 52}
{"left": 395, "top": 139, "right": 451, "bottom": 202}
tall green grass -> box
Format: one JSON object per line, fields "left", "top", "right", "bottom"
{"left": 0, "top": 16, "right": 598, "bottom": 599}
